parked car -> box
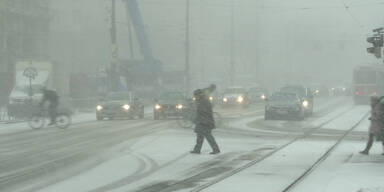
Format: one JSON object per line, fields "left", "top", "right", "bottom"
{"left": 96, "top": 92, "right": 144, "bottom": 120}
{"left": 280, "top": 85, "right": 314, "bottom": 115}
{"left": 153, "top": 91, "right": 186, "bottom": 120}
{"left": 221, "top": 87, "right": 250, "bottom": 108}
{"left": 264, "top": 92, "right": 305, "bottom": 120}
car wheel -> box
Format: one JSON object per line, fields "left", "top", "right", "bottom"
{"left": 96, "top": 115, "right": 103, "bottom": 121}
{"left": 264, "top": 111, "right": 270, "bottom": 120}
{"left": 154, "top": 112, "right": 159, "bottom": 120}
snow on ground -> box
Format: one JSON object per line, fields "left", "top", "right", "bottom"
{"left": 0, "top": 112, "right": 95, "bottom": 135}
{"left": 37, "top": 128, "right": 283, "bottom": 192}
{"left": 292, "top": 116, "right": 384, "bottom": 192}
{"left": 34, "top": 103, "right": 373, "bottom": 192}
{"left": 0, "top": 106, "right": 154, "bottom": 136}
{"left": 201, "top": 106, "right": 370, "bottom": 192}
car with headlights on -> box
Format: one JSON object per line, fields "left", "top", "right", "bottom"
{"left": 153, "top": 91, "right": 186, "bottom": 120}
{"left": 96, "top": 92, "right": 144, "bottom": 120}
{"left": 221, "top": 87, "right": 249, "bottom": 108}
{"left": 280, "top": 85, "right": 313, "bottom": 115}
{"left": 247, "top": 86, "right": 268, "bottom": 103}
{"left": 264, "top": 92, "right": 305, "bottom": 120}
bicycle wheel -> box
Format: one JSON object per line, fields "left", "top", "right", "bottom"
{"left": 213, "top": 112, "right": 222, "bottom": 128}
{"left": 55, "top": 113, "right": 71, "bottom": 129}
{"left": 28, "top": 115, "right": 45, "bottom": 129}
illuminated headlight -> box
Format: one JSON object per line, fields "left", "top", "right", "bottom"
{"left": 223, "top": 97, "right": 228, "bottom": 102}
{"left": 122, "top": 104, "right": 130, "bottom": 110}
{"left": 154, "top": 104, "right": 161, "bottom": 110}
{"left": 192, "top": 97, "right": 196, "bottom": 101}
{"left": 96, "top": 105, "right": 103, "bottom": 111}
{"left": 302, "top": 100, "right": 309, "bottom": 108}
{"left": 209, "top": 96, "right": 213, "bottom": 101}
{"left": 176, "top": 104, "right": 183, "bottom": 110}
{"left": 261, "top": 94, "right": 266, "bottom": 100}
{"left": 342, "top": 87, "right": 346, "bottom": 91}
{"left": 315, "top": 90, "right": 320, "bottom": 94}
{"left": 237, "top": 96, "right": 244, "bottom": 103}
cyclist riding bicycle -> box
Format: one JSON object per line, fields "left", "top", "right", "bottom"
{"left": 40, "top": 87, "right": 59, "bottom": 125}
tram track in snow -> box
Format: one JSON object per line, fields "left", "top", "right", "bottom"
{"left": 129, "top": 104, "right": 364, "bottom": 192}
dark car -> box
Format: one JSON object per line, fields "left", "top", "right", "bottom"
{"left": 96, "top": 92, "right": 144, "bottom": 120}
{"left": 221, "top": 87, "right": 250, "bottom": 108}
{"left": 264, "top": 92, "right": 305, "bottom": 120}
{"left": 280, "top": 85, "right": 314, "bottom": 115}
{"left": 154, "top": 91, "right": 185, "bottom": 120}
{"left": 248, "top": 86, "right": 268, "bottom": 103}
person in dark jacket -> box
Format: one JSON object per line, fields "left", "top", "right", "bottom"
{"left": 190, "top": 89, "right": 220, "bottom": 154}
{"left": 360, "top": 96, "right": 384, "bottom": 155}
{"left": 40, "top": 87, "right": 59, "bottom": 125}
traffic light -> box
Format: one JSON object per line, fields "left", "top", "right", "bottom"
{"left": 367, "top": 35, "right": 383, "bottom": 58}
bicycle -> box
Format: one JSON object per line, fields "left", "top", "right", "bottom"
{"left": 28, "top": 107, "right": 72, "bottom": 129}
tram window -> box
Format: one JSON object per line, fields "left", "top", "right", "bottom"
{"left": 354, "top": 71, "right": 376, "bottom": 84}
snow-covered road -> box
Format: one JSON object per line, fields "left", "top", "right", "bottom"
{"left": 0, "top": 96, "right": 376, "bottom": 192}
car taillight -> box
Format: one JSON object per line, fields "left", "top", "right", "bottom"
{"left": 373, "top": 91, "right": 377, "bottom": 95}
{"left": 355, "top": 91, "right": 359, "bottom": 95}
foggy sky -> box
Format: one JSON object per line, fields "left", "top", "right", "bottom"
{"left": 49, "top": 0, "right": 384, "bottom": 92}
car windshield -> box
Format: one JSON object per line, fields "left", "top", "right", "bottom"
{"left": 249, "top": 88, "right": 263, "bottom": 93}
{"left": 280, "top": 87, "right": 306, "bottom": 97}
{"left": 270, "top": 93, "right": 297, "bottom": 101}
{"left": 14, "top": 85, "right": 44, "bottom": 95}
{"left": 225, "top": 88, "right": 246, "bottom": 94}
{"left": 159, "top": 92, "right": 184, "bottom": 100}
{"left": 106, "top": 92, "right": 131, "bottom": 101}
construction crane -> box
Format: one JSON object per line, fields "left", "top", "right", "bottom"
{"left": 120, "top": 0, "right": 162, "bottom": 94}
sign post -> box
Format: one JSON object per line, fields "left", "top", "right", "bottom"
{"left": 23, "top": 66, "right": 38, "bottom": 98}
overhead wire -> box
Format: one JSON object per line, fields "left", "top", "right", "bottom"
{"left": 340, "top": 0, "right": 365, "bottom": 30}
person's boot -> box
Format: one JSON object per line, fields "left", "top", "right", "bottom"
{"left": 190, "top": 150, "right": 201, "bottom": 154}
{"left": 210, "top": 149, "right": 220, "bottom": 155}
{"left": 359, "top": 150, "right": 369, "bottom": 155}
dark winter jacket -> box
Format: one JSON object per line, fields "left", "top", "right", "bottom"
{"left": 370, "top": 96, "right": 384, "bottom": 134}
{"left": 41, "top": 89, "right": 59, "bottom": 107}
{"left": 194, "top": 96, "right": 215, "bottom": 133}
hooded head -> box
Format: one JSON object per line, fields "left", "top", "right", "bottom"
{"left": 193, "top": 89, "right": 203, "bottom": 100}
{"left": 371, "top": 95, "right": 379, "bottom": 107}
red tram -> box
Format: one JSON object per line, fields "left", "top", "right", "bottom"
{"left": 353, "top": 65, "right": 384, "bottom": 105}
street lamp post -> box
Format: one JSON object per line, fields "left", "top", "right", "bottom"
{"left": 185, "top": 0, "right": 191, "bottom": 95}
{"left": 229, "top": 0, "right": 235, "bottom": 86}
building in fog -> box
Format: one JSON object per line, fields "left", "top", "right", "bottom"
{"left": 0, "top": 0, "right": 50, "bottom": 105}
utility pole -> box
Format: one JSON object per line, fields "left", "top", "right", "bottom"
{"left": 110, "top": 0, "right": 119, "bottom": 91}
{"left": 229, "top": 0, "right": 235, "bottom": 86}
{"left": 185, "top": 0, "right": 191, "bottom": 95}
{"left": 125, "top": 4, "right": 135, "bottom": 59}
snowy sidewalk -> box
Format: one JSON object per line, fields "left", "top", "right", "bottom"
{"left": 292, "top": 111, "right": 384, "bottom": 192}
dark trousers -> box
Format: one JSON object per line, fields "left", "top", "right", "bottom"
{"left": 193, "top": 130, "right": 220, "bottom": 152}
{"left": 48, "top": 104, "right": 57, "bottom": 123}
{"left": 364, "top": 133, "right": 384, "bottom": 152}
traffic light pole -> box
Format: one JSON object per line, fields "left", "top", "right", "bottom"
{"left": 366, "top": 27, "right": 383, "bottom": 60}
